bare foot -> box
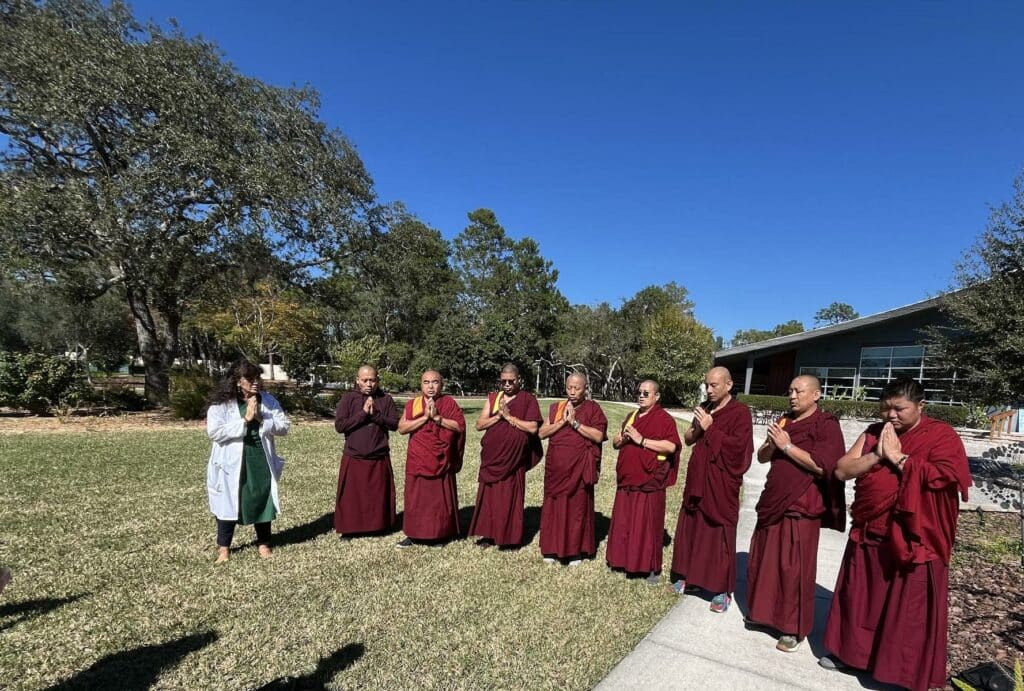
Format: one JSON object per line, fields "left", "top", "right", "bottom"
{"left": 215, "top": 547, "right": 229, "bottom": 564}
{"left": 257, "top": 545, "right": 273, "bottom": 559}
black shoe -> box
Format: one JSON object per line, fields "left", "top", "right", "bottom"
{"left": 397, "top": 538, "right": 413, "bottom": 548}
{"left": 475, "top": 537, "right": 494, "bottom": 548}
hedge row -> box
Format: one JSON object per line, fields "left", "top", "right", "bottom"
{"left": 736, "top": 393, "right": 972, "bottom": 427}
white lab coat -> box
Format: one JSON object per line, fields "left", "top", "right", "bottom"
{"left": 206, "top": 392, "right": 290, "bottom": 521}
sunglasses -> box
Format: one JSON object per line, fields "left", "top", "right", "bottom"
{"left": 637, "top": 390, "right": 653, "bottom": 397}
{"left": 499, "top": 379, "right": 517, "bottom": 384}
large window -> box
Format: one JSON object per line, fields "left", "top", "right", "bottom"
{"left": 798, "top": 366, "right": 857, "bottom": 399}
{"left": 857, "top": 345, "right": 962, "bottom": 403}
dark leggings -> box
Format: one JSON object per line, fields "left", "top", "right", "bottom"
{"left": 216, "top": 519, "right": 271, "bottom": 548}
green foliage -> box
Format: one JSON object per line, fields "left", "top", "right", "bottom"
{"left": 447, "top": 209, "right": 568, "bottom": 390}
{"left": 730, "top": 320, "right": 804, "bottom": 347}
{"left": 635, "top": 307, "right": 715, "bottom": 405}
{"left": 72, "top": 382, "right": 149, "bottom": 411}
{"left": 265, "top": 386, "right": 331, "bottom": 417}
{"left": 0, "top": 351, "right": 86, "bottom": 414}
{"left": 927, "top": 170, "right": 1024, "bottom": 406}
{"left": 814, "top": 301, "right": 860, "bottom": 326}
{"left": 0, "top": 0, "right": 375, "bottom": 403}
{"left": 168, "top": 370, "right": 216, "bottom": 420}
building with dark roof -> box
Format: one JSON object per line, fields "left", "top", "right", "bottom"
{"left": 713, "top": 295, "right": 964, "bottom": 402}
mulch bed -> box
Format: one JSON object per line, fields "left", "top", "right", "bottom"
{"left": 948, "top": 511, "right": 1024, "bottom": 681}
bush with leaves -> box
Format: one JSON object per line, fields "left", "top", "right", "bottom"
{"left": 0, "top": 351, "right": 86, "bottom": 414}
{"left": 169, "top": 370, "right": 217, "bottom": 420}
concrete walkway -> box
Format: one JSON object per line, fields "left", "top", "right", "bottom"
{"left": 598, "top": 417, "right": 901, "bottom": 691}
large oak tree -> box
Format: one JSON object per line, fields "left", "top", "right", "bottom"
{"left": 0, "top": 0, "right": 375, "bottom": 401}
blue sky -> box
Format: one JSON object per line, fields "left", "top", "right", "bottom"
{"left": 129, "top": 1, "right": 1024, "bottom": 341}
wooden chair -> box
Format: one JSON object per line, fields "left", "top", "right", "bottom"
{"left": 988, "top": 409, "right": 1016, "bottom": 439}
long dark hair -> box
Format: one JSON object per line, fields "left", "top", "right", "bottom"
{"left": 208, "top": 359, "right": 263, "bottom": 405}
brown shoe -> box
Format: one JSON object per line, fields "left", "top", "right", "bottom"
{"left": 0, "top": 567, "right": 12, "bottom": 594}
{"left": 215, "top": 547, "right": 229, "bottom": 564}
{"left": 257, "top": 544, "right": 273, "bottom": 559}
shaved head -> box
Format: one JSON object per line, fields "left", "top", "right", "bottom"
{"left": 704, "top": 367, "right": 733, "bottom": 406}
{"left": 640, "top": 379, "right": 660, "bottom": 393}
{"left": 793, "top": 374, "right": 821, "bottom": 393}
{"left": 355, "top": 364, "right": 379, "bottom": 395}
{"left": 501, "top": 363, "right": 520, "bottom": 376}
{"left": 421, "top": 369, "right": 442, "bottom": 381}
{"left": 566, "top": 372, "right": 587, "bottom": 387}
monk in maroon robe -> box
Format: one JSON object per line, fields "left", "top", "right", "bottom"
{"left": 538, "top": 373, "right": 608, "bottom": 564}
{"left": 397, "top": 370, "right": 466, "bottom": 546}
{"left": 469, "top": 364, "right": 543, "bottom": 548}
{"left": 746, "top": 375, "right": 847, "bottom": 652}
{"left": 334, "top": 365, "right": 400, "bottom": 536}
{"left": 671, "top": 366, "right": 753, "bottom": 612}
{"left": 821, "top": 378, "right": 970, "bottom": 691}
{"left": 606, "top": 379, "right": 682, "bottom": 584}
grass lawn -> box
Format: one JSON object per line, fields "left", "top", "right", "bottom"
{"left": 0, "top": 400, "right": 690, "bottom": 690}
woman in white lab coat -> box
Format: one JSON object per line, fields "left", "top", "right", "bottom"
{"left": 206, "top": 359, "right": 290, "bottom": 563}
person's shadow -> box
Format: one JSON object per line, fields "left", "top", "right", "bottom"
{"left": 0, "top": 593, "right": 88, "bottom": 633}
{"left": 44, "top": 630, "right": 217, "bottom": 690}
{"left": 256, "top": 643, "right": 365, "bottom": 690}
{"left": 272, "top": 513, "right": 334, "bottom": 548}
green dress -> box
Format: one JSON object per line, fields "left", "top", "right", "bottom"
{"left": 238, "top": 402, "right": 277, "bottom": 524}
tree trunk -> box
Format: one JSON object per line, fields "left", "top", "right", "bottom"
{"left": 126, "top": 285, "right": 180, "bottom": 405}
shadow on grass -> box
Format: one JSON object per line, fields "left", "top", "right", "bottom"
{"left": 255, "top": 642, "right": 365, "bottom": 690}
{"left": 45, "top": 630, "right": 217, "bottom": 690}
{"left": 0, "top": 593, "right": 88, "bottom": 632}
{"left": 273, "top": 512, "right": 334, "bottom": 548}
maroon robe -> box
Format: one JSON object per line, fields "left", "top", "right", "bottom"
{"left": 606, "top": 405, "right": 682, "bottom": 575}
{"left": 403, "top": 395, "right": 466, "bottom": 541}
{"left": 540, "top": 399, "right": 608, "bottom": 559}
{"left": 671, "top": 397, "right": 753, "bottom": 593}
{"left": 334, "top": 390, "right": 400, "bottom": 535}
{"left": 468, "top": 391, "right": 543, "bottom": 546}
{"left": 746, "top": 408, "right": 846, "bottom": 637}
{"left": 824, "top": 415, "right": 969, "bottom": 691}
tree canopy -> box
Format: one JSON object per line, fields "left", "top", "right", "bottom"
{"left": 927, "top": 171, "right": 1024, "bottom": 405}
{"left": 0, "top": 0, "right": 375, "bottom": 401}
{"left": 730, "top": 320, "right": 804, "bottom": 347}
{"left": 814, "top": 302, "right": 859, "bottom": 326}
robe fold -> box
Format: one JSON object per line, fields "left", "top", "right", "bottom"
{"left": 403, "top": 395, "right": 466, "bottom": 540}
{"left": 469, "top": 391, "right": 543, "bottom": 546}
{"left": 824, "top": 415, "right": 969, "bottom": 691}
{"left": 334, "top": 390, "right": 400, "bottom": 535}
{"left": 540, "top": 399, "right": 608, "bottom": 559}
{"left": 671, "top": 397, "right": 753, "bottom": 593}
{"left": 746, "top": 408, "right": 846, "bottom": 637}
{"left": 606, "top": 405, "right": 681, "bottom": 574}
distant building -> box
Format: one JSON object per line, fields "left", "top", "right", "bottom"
{"left": 714, "top": 296, "right": 965, "bottom": 403}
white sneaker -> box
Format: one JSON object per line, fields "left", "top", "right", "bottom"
{"left": 568, "top": 559, "right": 582, "bottom": 567}
{"left": 543, "top": 557, "right": 556, "bottom": 565}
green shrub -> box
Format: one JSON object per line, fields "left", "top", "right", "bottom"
{"left": 266, "top": 386, "right": 331, "bottom": 416}
{"left": 71, "top": 382, "right": 149, "bottom": 412}
{"left": 0, "top": 351, "right": 87, "bottom": 414}
{"left": 923, "top": 403, "right": 969, "bottom": 427}
{"left": 169, "top": 371, "right": 216, "bottom": 419}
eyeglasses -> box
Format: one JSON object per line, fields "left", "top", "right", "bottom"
{"left": 637, "top": 390, "right": 652, "bottom": 397}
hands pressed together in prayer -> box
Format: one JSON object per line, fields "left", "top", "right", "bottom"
{"left": 243, "top": 396, "right": 261, "bottom": 423}
{"left": 622, "top": 424, "right": 644, "bottom": 445}
{"left": 363, "top": 395, "right": 375, "bottom": 417}
{"left": 692, "top": 406, "right": 714, "bottom": 432}
{"left": 426, "top": 397, "right": 443, "bottom": 424}
{"left": 765, "top": 422, "right": 791, "bottom": 452}
{"left": 877, "top": 422, "right": 906, "bottom": 470}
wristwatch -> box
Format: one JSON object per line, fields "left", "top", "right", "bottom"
{"left": 571, "top": 420, "right": 581, "bottom": 431}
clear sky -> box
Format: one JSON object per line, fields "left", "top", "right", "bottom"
{"left": 128, "top": 0, "right": 1024, "bottom": 341}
